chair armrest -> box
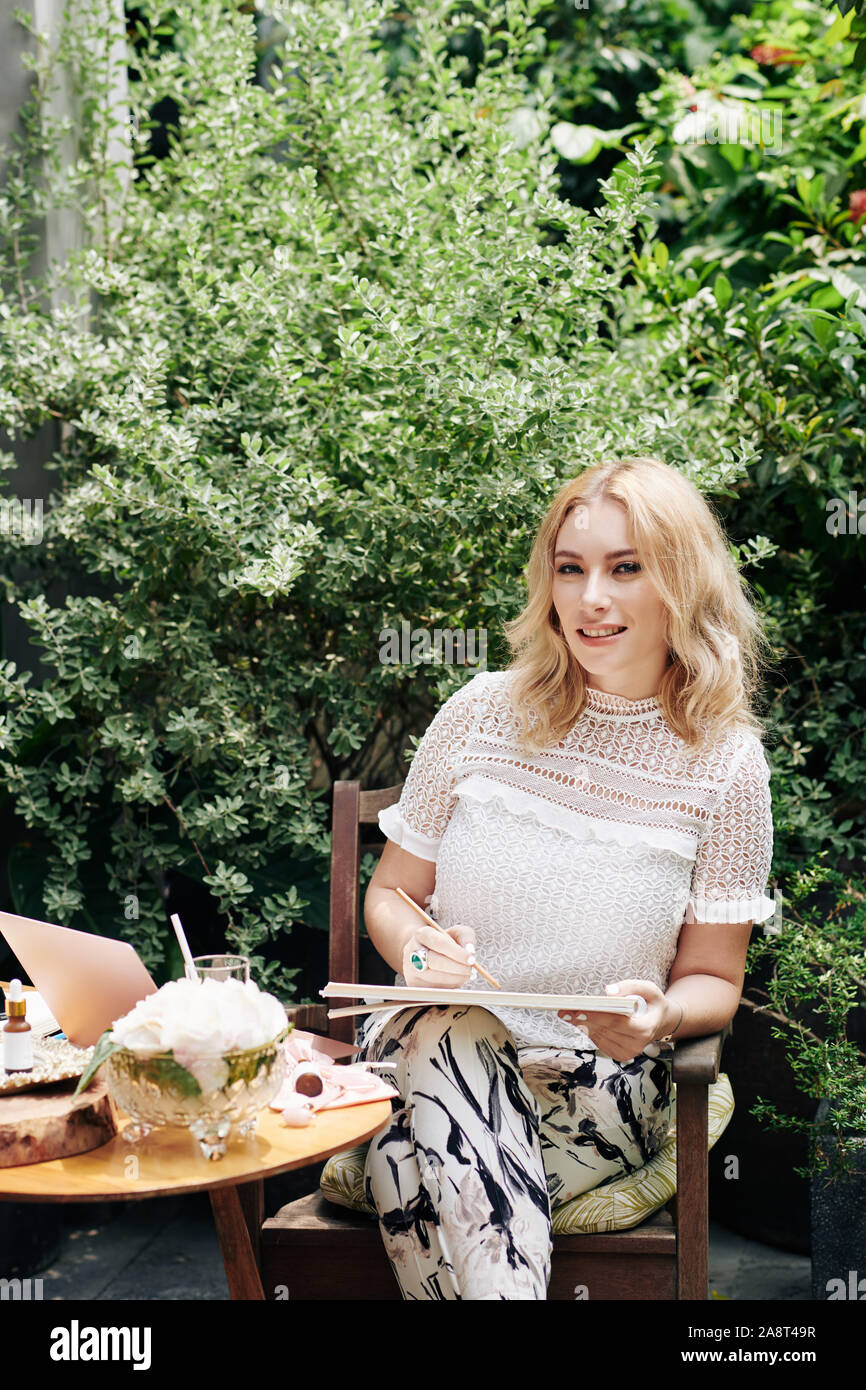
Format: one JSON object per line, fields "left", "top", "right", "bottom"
{"left": 671, "top": 1020, "right": 731, "bottom": 1086}
{"left": 284, "top": 1003, "right": 331, "bottom": 1036}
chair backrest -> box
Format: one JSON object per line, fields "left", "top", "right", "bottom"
{"left": 328, "top": 780, "right": 402, "bottom": 1044}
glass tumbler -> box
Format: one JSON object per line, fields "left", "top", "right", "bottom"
{"left": 185, "top": 954, "right": 250, "bottom": 983}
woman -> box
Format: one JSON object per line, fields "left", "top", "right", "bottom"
{"left": 357, "top": 455, "right": 776, "bottom": 1300}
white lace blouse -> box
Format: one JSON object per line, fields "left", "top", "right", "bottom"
{"left": 377, "top": 670, "right": 775, "bottom": 1051}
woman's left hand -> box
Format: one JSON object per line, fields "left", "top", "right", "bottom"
{"left": 557, "top": 979, "right": 675, "bottom": 1063}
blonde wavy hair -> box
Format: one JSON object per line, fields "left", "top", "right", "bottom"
{"left": 503, "top": 456, "right": 774, "bottom": 754}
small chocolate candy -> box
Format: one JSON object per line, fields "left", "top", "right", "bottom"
{"left": 293, "top": 1064, "right": 324, "bottom": 1097}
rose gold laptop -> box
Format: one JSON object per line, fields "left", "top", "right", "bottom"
{"left": 0, "top": 910, "right": 158, "bottom": 1047}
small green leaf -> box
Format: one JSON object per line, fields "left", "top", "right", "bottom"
{"left": 653, "top": 242, "right": 669, "bottom": 270}
{"left": 825, "top": 7, "right": 854, "bottom": 45}
{"left": 718, "top": 142, "right": 745, "bottom": 173}
{"left": 550, "top": 122, "right": 604, "bottom": 164}
{"left": 74, "top": 1030, "right": 122, "bottom": 1096}
{"left": 713, "top": 274, "right": 733, "bottom": 311}
{"left": 135, "top": 1056, "right": 201, "bottom": 1097}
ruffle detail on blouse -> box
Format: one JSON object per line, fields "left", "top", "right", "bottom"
{"left": 378, "top": 802, "right": 441, "bottom": 862}
{"left": 582, "top": 686, "right": 664, "bottom": 721}
{"left": 453, "top": 774, "right": 697, "bottom": 860}
{"left": 685, "top": 891, "right": 778, "bottom": 925}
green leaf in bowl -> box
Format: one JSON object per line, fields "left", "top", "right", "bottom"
{"left": 135, "top": 1055, "right": 202, "bottom": 1097}
{"left": 73, "top": 1030, "right": 123, "bottom": 1096}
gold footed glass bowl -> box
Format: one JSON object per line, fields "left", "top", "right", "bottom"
{"left": 105, "top": 1030, "right": 290, "bottom": 1160}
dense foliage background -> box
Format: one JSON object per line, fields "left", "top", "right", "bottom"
{"left": 0, "top": 0, "right": 755, "bottom": 990}
{"left": 0, "top": 0, "right": 863, "bottom": 1147}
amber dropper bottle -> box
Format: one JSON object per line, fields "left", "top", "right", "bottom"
{"left": 2, "top": 979, "right": 33, "bottom": 1073}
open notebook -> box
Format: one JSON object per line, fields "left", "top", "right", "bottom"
{"left": 321, "top": 982, "right": 647, "bottom": 1020}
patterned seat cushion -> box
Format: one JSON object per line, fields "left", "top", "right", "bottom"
{"left": 320, "top": 1073, "right": 734, "bottom": 1235}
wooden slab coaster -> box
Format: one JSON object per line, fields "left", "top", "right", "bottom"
{"left": 0, "top": 1077, "right": 118, "bottom": 1169}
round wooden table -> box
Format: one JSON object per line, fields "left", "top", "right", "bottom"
{"left": 0, "top": 1101, "right": 393, "bottom": 1299}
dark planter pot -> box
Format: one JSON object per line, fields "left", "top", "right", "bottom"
{"left": 708, "top": 999, "right": 813, "bottom": 1254}
{"left": 0, "top": 1201, "right": 62, "bottom": 1278}
{"left": 810, "top": 1100, "right": 866, "bottom": 1301}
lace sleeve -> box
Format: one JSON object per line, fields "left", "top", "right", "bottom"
{"left": 378, "top": 672, "right": 490, "bottom": 862}
{"left": 686, "top": 734, "right": 776, "bottom": 925}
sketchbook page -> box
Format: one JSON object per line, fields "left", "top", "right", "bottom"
{"left": 321, "top": 983, "right": 642, "bottom": 1014}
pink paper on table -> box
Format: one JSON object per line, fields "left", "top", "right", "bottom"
{"left": 271, "top": 1030, "right": 398, "bottom": 1116}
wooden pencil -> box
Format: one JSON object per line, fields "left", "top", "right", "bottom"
{"left": 395, "top": 885, "right": 501, "bottom": 990}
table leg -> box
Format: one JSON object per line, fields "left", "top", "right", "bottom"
{"left": 236, "top": 1177, "right": 264, "bottom": 1273}
{"left": 209, "top": 1179, "right": 266, "bottom": 1300}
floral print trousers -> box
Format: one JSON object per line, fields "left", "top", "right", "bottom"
{"left": 355, "top": 1003, "right": 674, "bottom": 1301}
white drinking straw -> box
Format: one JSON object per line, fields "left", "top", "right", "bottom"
{"left": 170, "top": 913, "right": 197, "bottom": 978}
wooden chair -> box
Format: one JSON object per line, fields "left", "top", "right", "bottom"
{"left": 260, "top": 781, "right": 731, "bottom": 1300}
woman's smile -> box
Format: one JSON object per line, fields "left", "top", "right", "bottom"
{"left": 576, "top": 626, "right": 628, "bottom": 646}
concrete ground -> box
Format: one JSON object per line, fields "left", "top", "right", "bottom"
{"left": 30, "top": 1194, "right": 812, "bottom": 1301}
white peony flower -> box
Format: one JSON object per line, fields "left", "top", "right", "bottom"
{"left": 110, "top": 1012, "right": 167, "bottom": 1055}
{"left": 111, "top": 976, "right": 287, "bottom": 1058}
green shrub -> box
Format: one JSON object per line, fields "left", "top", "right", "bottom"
{"left": 613, "top": 0, "right": 866, "bottom": 1160}
{"left": 0, "top": 0, "right": 762, "bottom": 990}
{"left": 746, "top": 860, "right": 866, "bottom": 1179}
{"left": 625, "top": 0, "right": 866, "bottom": 875}
{"left": 375, "top": 0, "right": 866, "bottom": 877}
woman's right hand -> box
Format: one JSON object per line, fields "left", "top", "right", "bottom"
{"left": 401, "top": 923, "right": 477, "bottom": 988}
